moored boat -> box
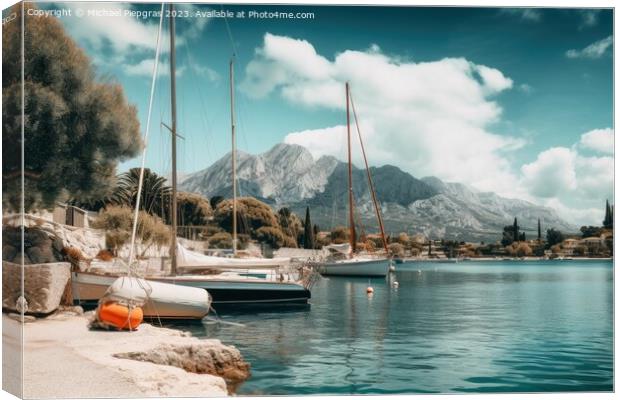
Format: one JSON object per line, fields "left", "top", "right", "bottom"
{"left": 316, "top": 82, "right": 391, "bottom": 278}
{"left": 320, "top": 257, "right": 391, "bottom": 277}
{"left": 72, "top": 270, "right": 311, "bottom": 307}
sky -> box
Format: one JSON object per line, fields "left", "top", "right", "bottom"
{"left": 28, "top": 2, "right": 614, "bottom": 226}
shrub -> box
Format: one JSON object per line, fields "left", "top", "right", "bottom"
{"left": 92, "top": 205, "right": 169, "bottom": 256}
{"left": 388, "top": 243, "right": 405, "bottom": 257}
{"left": 330, "top": 226, "right": 350, "bottom": 244}
{"left": 255, "top": 226, "right": 288, "bottom": 249}
{"left": 209, "top": 232, "right": 233, "bottom": 249}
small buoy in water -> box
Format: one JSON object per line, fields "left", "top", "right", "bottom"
{"left": 417, "top": 269, "right": 422, "bottom": 274}
{"left": 366, "top": 286, "right": 374, "bottom": 294}
{"left": 392, "top": 281, "right": 399, "bottom": 287}
{"left": 389, "top": 264, "right": 396, "bottom": 272}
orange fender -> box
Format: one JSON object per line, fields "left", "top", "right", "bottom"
{"left": 97, "top": 301, "right": 143, "bottom": 330}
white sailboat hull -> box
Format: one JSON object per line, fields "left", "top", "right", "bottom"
{"left": 319, "top": 258, "right": 391, "bottom": 277}
{"left": 72, "top": 273, "right": 210, "bottom": 319}
{"left": 72, "top": 271, "right": 311, "bottom": 307}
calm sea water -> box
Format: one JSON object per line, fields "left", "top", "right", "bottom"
{"left": 175, "top": 260, "right": 613, "bottom": 395}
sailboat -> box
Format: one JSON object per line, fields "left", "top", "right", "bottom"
{"left": 318, "top": 82, "right": 391, "bottom": 277}
{"left": 76, "top": 4, "right": 212, "bottom": 321}
{"left": 72, "top": 4, "right": 312, "bottom": 306}
{"left": 174, "top": 58, "right": 292, "bottom": 273}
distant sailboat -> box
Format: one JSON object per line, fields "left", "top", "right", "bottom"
{"left": 319, "top": 82, "right": 391, "bottom": 277}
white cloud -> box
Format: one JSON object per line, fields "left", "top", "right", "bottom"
{"left": 242, "top": 33, "right": 521, "bottom": 198}
{"left": 58, "top": 3, "right": 210, "bottom": 78}
{"left": 579, "top": 128, "right": 613, "bottom": 154}
{"left": 542, "top": 198, "right": 604, "bottom": 228}
{"left": 243, "top": 34, "right": 613, "bottom": 227}
{"left": 501, "top": 8, "right": 542, "bottom": 22}
{"left": 566, "top": 35, "right": 613, "bottom": 59}
{"left": 518, "top": 83, "right": 533, "bottom": 94}
{"left": 575, "top": 155, "right": 613, "bottom": 198}
{"left": 579, "top": 10, "right": 600, "bottom": 29}
{"left": 125, "top": 58, "right": 169, "bottom": 77}
{"left": 60, "top": 4, "right": 167, "bottom": 54}
{"left": 521, "top": 147, "right": 577, "bottom": 198}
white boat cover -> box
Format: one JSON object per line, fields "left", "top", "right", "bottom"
{"left": 176, "top": 243, "right": 290, "bottom": 269}
{"left": 325, "top": 243, "right": 352, "bottom": 255}
{"left": 102, "top": 276, "right": 211, "bottom": 319}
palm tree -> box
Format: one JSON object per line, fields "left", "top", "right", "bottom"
{"left": 114, "top": 168, "right": 171, "bottom": 219}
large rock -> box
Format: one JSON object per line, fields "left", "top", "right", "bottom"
{"left": 114, "top": 341, "right": 251, "bottom": 390}
{"left": 2, "top": 261, "right": 71, "bottom": 315}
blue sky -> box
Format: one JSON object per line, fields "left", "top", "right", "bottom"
{"left": 34, "top": 3, "right": 613, "bottom": 225}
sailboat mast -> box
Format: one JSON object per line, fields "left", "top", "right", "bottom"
{"left": 346, "top": 82, "right": 357, "bottom": 253}
{"left": 169, "top": 3, "right": 178, "bottom": 276}
{"left": 349, "top": 92, "right": 389, "bottom": 253}
{"left": 230, "top": 59, "right": 238, "bottom": 255}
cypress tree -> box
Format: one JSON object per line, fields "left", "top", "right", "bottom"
{"left": 303, "top": 207, "right": 314, "bottom": 249}
{"left": 537, "top": 218, "right": 542, "bottom": 241}
{"left": 603, "top": 200, "right": 613, "bottom": 228}
{"left": 513, "top": 217, "right": 519, "bottom": 242}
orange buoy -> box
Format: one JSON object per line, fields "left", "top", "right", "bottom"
{"left": 366, "top": 286, "right": 374, "bottom": 294}
{"left": 97, "top": 301, "right": 143, "bottom": 330}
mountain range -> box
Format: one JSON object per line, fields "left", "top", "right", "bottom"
{"left": 180, "top": 143, "right": 576, "bottom": 242}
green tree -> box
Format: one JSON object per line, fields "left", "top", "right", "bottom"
{"left": 603, "top": 199, "right": 613, "bottom": 228}
{"left": 210, "top": 196, "right": 224, "bottom": 209}
{"left": 513, "top": 217, "right": 519, "bottom": 243}
{"left": 255, "top": 226, "right": 294, "bottom": 249}
{"left": 177, "top": 192, "right": 212, "bottom": 226}
{"left": 537, "top": 218, "right": 542, "bottom": 241}
{"left": 2, "top": 4, "right": 141, "bottom": 212}
{"left": 114, "top": 168, "right": 171, "bottom": 218}
{"left": 580, "top": 226, "right": 603, "bottom": 238}
{"left": 546, "top": 228, "right": 564, "bottom": 248}
{"left": 303, "top": 207, "right": 315, "bottom": 249}
{"left": 277, "top": 207, "right": 302, "bottom": 247}
{"left": 215, "top": 197, "right": 278, "bottom": 233}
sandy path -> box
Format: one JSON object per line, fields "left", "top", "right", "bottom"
{"left": 3, "top": 312, "right": 230, "bottom": 398}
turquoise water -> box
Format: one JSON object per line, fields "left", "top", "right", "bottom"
{"left": 178, "top": 260, "right": 613, "bottom": 395}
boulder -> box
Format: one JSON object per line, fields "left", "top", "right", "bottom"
{"left": 114, "top": 342, "right": 251, "bottom": 389}
{"left": 2, "top": 261, "right": 71, "bottom": 315}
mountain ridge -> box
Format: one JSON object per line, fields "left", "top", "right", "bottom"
{"left": 180, "top": 143, "right": 576, "bottom": 241}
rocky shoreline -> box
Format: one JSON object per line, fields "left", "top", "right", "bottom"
{"left": 3, "top": 309, "right": 250, "bottom": 398}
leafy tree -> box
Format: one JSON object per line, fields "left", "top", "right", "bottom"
{"left": 506, "top": 242, "right": 532, "bottom": 257}
{"left": 214, "top": 197, "right": 279, "bottom": 235}
{"left": 210, "top": 196, "right": 224, "bottom": 209}
{"left": 2, "top": 4, "right": 141, "bottom": 212}
{"left": 303, "top": 207, "right": 315, "bottom": 249}
{"left": 177, "top": 192, "right": 212, "bottom": 226}
{"left": 501, "top": 226, "right": 515, "bottom": 246}
{"left": 546, "top": 228, "right": 564, "bottom": 248}
{"left": 580, "top": 226, "right": 603, "bottom": 238}
{"left": 255, "top": 226, "right": 293, "bottom": 249}
{"left": 277, "top": 207, "right": 302, "bottom": 247}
